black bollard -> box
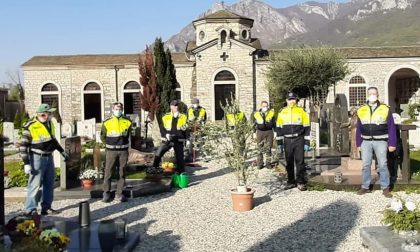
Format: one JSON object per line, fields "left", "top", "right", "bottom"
{"left": 78, "top": 201, "right": 90, "bottom": 227}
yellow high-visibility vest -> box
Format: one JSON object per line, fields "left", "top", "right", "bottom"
{"left": 357, "top": 104, "right": 389, "bottom": 140}
{"left": 226, "top": 112, "right": 245, "bottom": 127}
{"left": 103, "top": 116, "right": 132, "bottom": 149}
{"left": 162, "top": 113, "right": 188, "bottom": 131}
{"left": 188, "top": 107, "right": 206, "bottom": 122}
{"left": 253, "top": 109, "right": 275, "bottom": 125}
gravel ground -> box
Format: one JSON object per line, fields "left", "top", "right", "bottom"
{"left": 5, "top": 159, "right": 419, "bottom": 252}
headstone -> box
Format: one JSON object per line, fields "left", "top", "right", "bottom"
{"left": 400, "top": 103, "right": 410, "bottom": 118}
{"left": 95, "top": 131, "right": 102, "bottom": 143}
{"left": 332, "top": 94, "right": 350, "bottom": 154}
{"left": 62, "top": 122, "right": 75, "bottom": 138}
{"left": 77, "top": 118, "right": 96, "bottom": 139}
{"left": 126, "top": 114, "right": 140, "bottom": 128}
{"left": 60, "top": 136, "right": 82, "bottom": 189}
{"left": 3, "top": 122, "right": 14, "bottom": 143}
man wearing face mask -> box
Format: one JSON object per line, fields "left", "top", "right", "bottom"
{"left": 186, "top": 98, "right": 207, "bottom": 162}
{"left": 101, "top": 102, "right": 132, "bottom": 203}
{"left": 152, "top": 100, "right": 188, "bottom": 173}
{"left": 19, "top": 104, "right": 69, "bottom": 215}
{"left": 356, "top": 87, "right": 396, "bottom": 198}
{"left": 251, "top": 101, "right": 275, "bottom": 169}
{"left": 275, "top": 92, "right": 310, "bottom": 191}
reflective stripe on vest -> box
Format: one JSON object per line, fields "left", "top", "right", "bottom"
{"left": 104, "top": 116, "right": 132, "bottom": 148}
{"left": 162, "top": 113, "right": 188, "bottom": 131}
{"left": 357, "top": 104, "right": 389, "bottom": 139}
{"left": 253, "top": 109, "right": 274, "bottom": 125}
{"left": 188, "top": 107, "right": 206, "bottom": 121}
{"left": 226, "top": 112, "right": 244, "bottom": 127}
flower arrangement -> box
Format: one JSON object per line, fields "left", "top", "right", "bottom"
{"left": 5, "top": 214, "right": 70, "bottom": 251}
{"left": 78, "top": 169, "right": 98, "bottom": 180}
{"left": 382, "top": 196, "right": 420, "bottom": 232}
{"left": 162, "top": 162, "right": 175, "bottom": 170}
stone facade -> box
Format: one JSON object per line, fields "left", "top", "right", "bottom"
{"left": 22, "top": 10, "right": 420, "bottom": 125}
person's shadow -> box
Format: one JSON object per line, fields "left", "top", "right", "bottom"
{"left": 246, "top": 200, "right": 360, "bottom": 252}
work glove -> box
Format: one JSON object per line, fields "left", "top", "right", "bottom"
{"left": 277, "top": 145, "right": 284, "bottom": 153}
{"left": 304, "top": 145, "right": 310, "bottom": 152}
{"left": 61, "top": 152, "right": 70, "bottom": 162}
{"left": 24, "top": 164, "right": 32, "bottom": 174}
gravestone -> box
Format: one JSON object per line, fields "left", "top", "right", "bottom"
{"left": 319, "top": 103, "right": 334, "bottom": 147}
{"left": 77, "top": 118, "right": 96, "bottom": 139}
{"left": 332, "top": 94, "right": 350, "bottom": 154}
{"left": 62, "top": 122, "right": 75, "bottom": 138}
{"left": 52, "top": 119, "right": 62, "bottom": 168}
{"left": 3, "top": 122, "right": 14, "bottom": 143}
{"left": 60, "top": 136, "right": 82, "bottom": 189}
{"left": 95, "top": 131, "right": 102, "bottom": 143}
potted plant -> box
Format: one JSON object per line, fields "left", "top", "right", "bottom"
{"left": 199, "top": 99, "right": 256, "bottom": 212}
{"left": 382, "top": 196, "right": 420, "bottom": 237}
{"left": 79, "top": 169, "right": 98, "bottom": 188}
{"left": 161, "top": 162, "right": 175, "bottom": 173}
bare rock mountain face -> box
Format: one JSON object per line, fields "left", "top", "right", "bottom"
{"left": 165, "top": 0, "right": 419, "bottom": 51}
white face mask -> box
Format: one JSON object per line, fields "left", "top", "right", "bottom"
{"left": 368, "top": 95, "right": 378, "bottom": 103}
{"left": 113, "top": 111, "right": 123, "bottom": 117}
{"left": 261, "top": 107, "right": 268, "bottom": 112}
{"left": 173, "top": 112, "right": 179, "bottom": 118}
{"left": 193, "top": 104, "right": 198, "bottom": 109}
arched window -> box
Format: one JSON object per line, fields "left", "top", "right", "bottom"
{"left": 40, "top": 83, "right": 60, "bottom": 113}
{"left": 221, "top": 30, "right": 227, "bottom": 43}
{"left": 123, "top": 81, "right": 141, "bottom": 115}
{"left": 348, "top": 75, "right": 367, "bottom": 107}
{"left": 215, "top": 70, "right": 235, "bottom": 81}
{"left": 82, "top": 82, "right": 102, "bottom": 122}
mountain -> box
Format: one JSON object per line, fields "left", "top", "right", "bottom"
{"left": 165, "top": 0, "right": 420, "bottom": 51}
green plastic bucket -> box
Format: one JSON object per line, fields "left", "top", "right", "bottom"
{"left": 178, "top": 173, "right": 189, "bottom": 189}
{"left": 171, "top": 173, "right": 179, "bottom": 188}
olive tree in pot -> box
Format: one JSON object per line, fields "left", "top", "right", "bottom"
{"left": 198, "top": 99, "right": 255, "bottom": 212}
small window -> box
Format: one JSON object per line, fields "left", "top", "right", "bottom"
{"left": 349, "top": 87, "right": 366, "bottom": 107}
{"left": 215, "top": 70, "right": 235, "bottom": 81}
{"left": 84, "top": 82, "right": 101, "bottom": 91}
{"left": 221, "top": 30, "right": 227, "bottom": 43}
{"left": 199, "top": 31, "right": 205, "bottom": 41}
{"left": 241, "top": 30, "right": 249, "bottom": 40}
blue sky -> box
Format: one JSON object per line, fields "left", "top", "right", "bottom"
{"left": 0, "top": 0, "right": 349, "bottom": 84}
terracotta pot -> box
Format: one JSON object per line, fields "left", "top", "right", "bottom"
{"left": 230, "top": 188, "right": 255, "bottom": 212}
{"left": 81, "top": 179, "right": 95, "bottom": 188}
{"left": 162, "top": 167, "right": 175, "bottom": 174}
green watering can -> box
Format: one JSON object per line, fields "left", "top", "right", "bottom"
{"left": 171, "top": 173, "right": 189, "bottom": 189}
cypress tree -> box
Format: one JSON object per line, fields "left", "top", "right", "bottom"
{"left": 153, "top": 37, "right": 168, "bottom": 118}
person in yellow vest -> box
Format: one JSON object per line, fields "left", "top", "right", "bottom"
{"left": 186, "top": 98, "right": 207, "bottom": 162}
{"left": 101, "top": 102, "right": 132, "bottom": 203}
{"left": 356, "top": 87, "right": 396, "bottom": 198}
{"left": 19, "top": 104, "right": 69, "bottom": 215}
{"left": 252, "top": 101, "right": 275, "bottom": 169}
{"left": 152, "top": 100, "right": 188, "bottom": 173}
{"left": 225, "top": 104, "right": 247, "bottom": 158}
{"left": 275, "top": 92, "right": 310, "bottom": 191}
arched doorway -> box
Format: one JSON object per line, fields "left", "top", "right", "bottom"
{"left": 213, "top": 70, "right": 236, "bottom": 120}
{"left": 82, "top": 81, "right": 103, "bottom": 122}
{"left": 123, "top": 81, "right": 141, "bottom": 115}
{"left": 387, "top": 67, "right": 420, "bottom": 117}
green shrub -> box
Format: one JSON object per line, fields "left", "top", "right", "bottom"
{"left": 408, "top": 103, "right": 420, "bottom": 120}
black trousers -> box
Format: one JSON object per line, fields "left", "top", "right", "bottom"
{"left": 153, "top": 140, "right": 185, "bottom": 173}
{"left": 284, "top": 136, "right": 306, "bottom": 184}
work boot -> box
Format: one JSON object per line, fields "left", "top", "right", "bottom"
{"left": 284, "top": 183, "right": 296, "bottom": 190}
{"left": 102, "top": 192, "right": 111, "bottom": 203}
{"left": 115, "top": 194, "right": 128, "bottom": 203}
{"left": 266, "top": 162, "right": 272, "bottom": 169}
{"left": 297, "top": 184, "right": 307, "bottom": 191}
{"left": 383, "top": 188, "right": 393, "bottom": 198}
{"left": 41, "top": 208, "right": 61, "bottom": 216}
{"left": 356, "top": 188, "right": 371, "bottom": 195}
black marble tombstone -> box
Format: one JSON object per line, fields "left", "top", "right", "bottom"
{"left": 332, "top": 94, "right": 350, "bottom": 154}
{"left": 60, "top": 136, "right": 82, "bottom": 189}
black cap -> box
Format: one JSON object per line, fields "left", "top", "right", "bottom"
{"left": 286, "top": 92, "right": 298, "bottom": 100}
{"left": 170, "top": 100, "right": 179, "bottom": 106}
